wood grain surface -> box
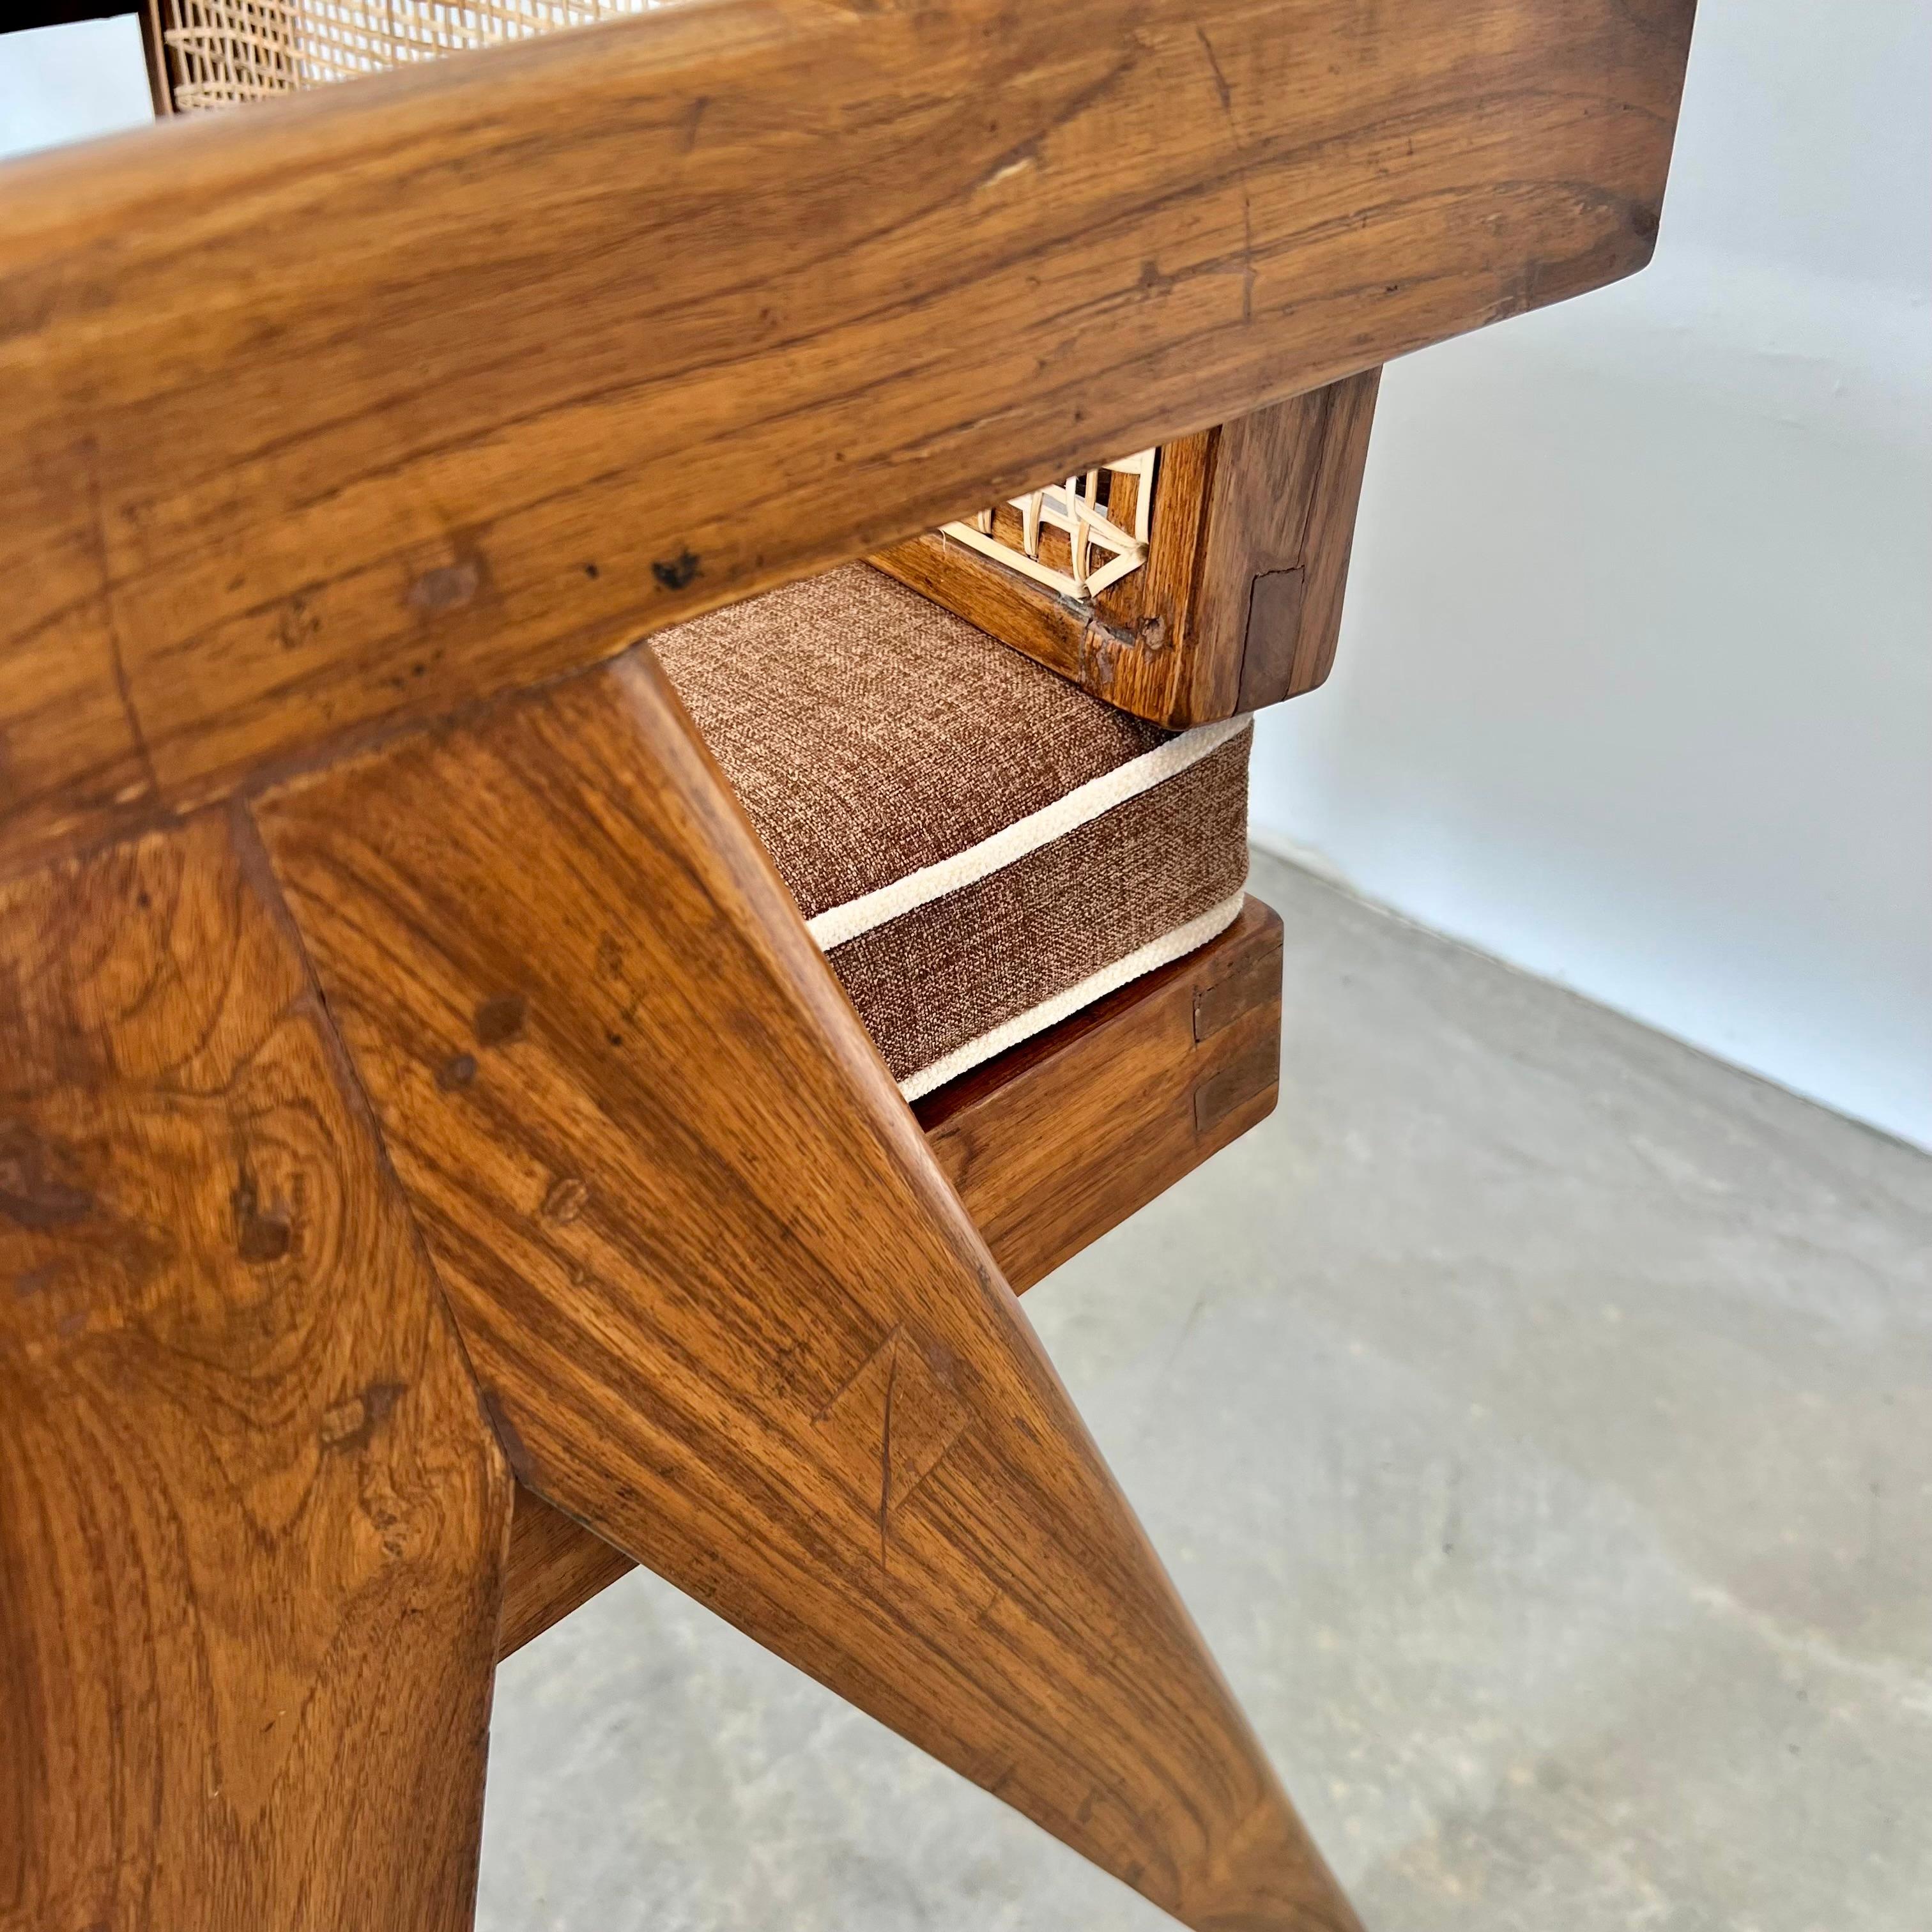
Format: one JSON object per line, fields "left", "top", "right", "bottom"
{"left": 0, "top": 0, "right": 1696, "bottom": 872}
{"left": 253, "top": 654, "right": 1357, "bottom": 1931}
{"left": 875, "top": 378, "right": 1379, "bottom": 726}
{"left": 0, "top": 811, "right": 511, "bottom": 1929}
{"left": 1241, "top": 370, "right": 1381, "bottom": 709}
{"left": 500, "top": 1486, "right": 638, "bottom": 1661}
{"left": 499, "top": 895, "right": 1285, "bottom": 1660}
{"left": 1212, "top": 371, "right": 1381, "bottom": 714}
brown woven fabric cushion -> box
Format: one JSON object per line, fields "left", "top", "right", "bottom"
{"left": 656, "top": 565, "right": 1252, "bottom": 1098}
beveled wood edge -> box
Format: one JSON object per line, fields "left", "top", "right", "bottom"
{"left": 496, "top": 896, "right": 1285, "bottom": 1660}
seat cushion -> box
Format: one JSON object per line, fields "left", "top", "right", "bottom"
{"left": 655, "top": 565, "right": 1251, "bottom": 1100}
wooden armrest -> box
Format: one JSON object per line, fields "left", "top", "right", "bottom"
{"left": 0, "top": 0, "right": 1694, "bottom": 878}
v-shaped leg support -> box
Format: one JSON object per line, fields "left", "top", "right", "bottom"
{"left": 252, "top": 648, "right": 1358, "bottom": 1932}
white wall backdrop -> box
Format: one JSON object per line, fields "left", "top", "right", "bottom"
{"left": 1253, "top": 0, "right": 1932, "bottom": 1149}
{"left": 0, "top": 17, "right": 151, "bottom": 160}
{"left": 5, "top": 6, "right": 1928, "bottom": 1145}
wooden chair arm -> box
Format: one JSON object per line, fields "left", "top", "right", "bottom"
{"left": 0, "top": 0, "right": 1694, "bottom": 878}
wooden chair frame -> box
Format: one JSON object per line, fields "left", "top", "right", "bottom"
{"left": 876, "top": 374, "right": 1382, "bottom": 726}
{"left": 1, "top": 2, "right": 1696, "bottom": 1926}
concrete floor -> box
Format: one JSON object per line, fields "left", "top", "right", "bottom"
{"left": 477, "top": 847, "right": 1932, "bottom": 1932}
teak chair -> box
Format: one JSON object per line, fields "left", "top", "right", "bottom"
{"left": 0, "top": 3, "right": 1696, "bottom": 1926}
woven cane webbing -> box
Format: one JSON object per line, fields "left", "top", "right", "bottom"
{"left": 158, "top": 1, "right": 654, "bottom": 111}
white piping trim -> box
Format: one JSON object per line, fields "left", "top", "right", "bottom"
{"left": 807, "top": 716, "right": 1250, "bottom": 951}
{"left": 896, "top": 886, "right": 1249, "bottom": 1103}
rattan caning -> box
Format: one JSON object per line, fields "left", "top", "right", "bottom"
{"left": 158, "top": 1, "right": 656, "bottom": 111}
{"left": 943, "top": 452, "right": 1158, "bottom": 602}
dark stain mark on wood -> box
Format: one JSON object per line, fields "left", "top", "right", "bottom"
{"left": 473, "top": 992, "right": 527, "bottom": 1047}
{"left": 237, "top": 1215, "right": 291, "bottom": 1264}
{"left": 276, "top": 594, "right": 321, "bottom": 652}
{"left": 0, "top": 1181, "right": 94, "bottom": 1232}
{"left": 238, "top": 1214, "right": 291, "bottom": 1268}
{"left": 12, "top": 1263, "right": 59, "bottom": 1298}
{"left": 231, "top": 1177, "right": 291, "bottom": 1264}
{"left": 438, "top": 1052, "right": 479, "bottom": 1089}
{"left": 408, "top": 558, "right": 482, "bottom": 614}
{"left": 318, "top": 1380, "right": 405, "bottom": 1453}
{"left": 0, "top": 1124, "right": 95, "bottom": 1230}
{"left": 651, "top": 549, "right": 701, "bottom": 592}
